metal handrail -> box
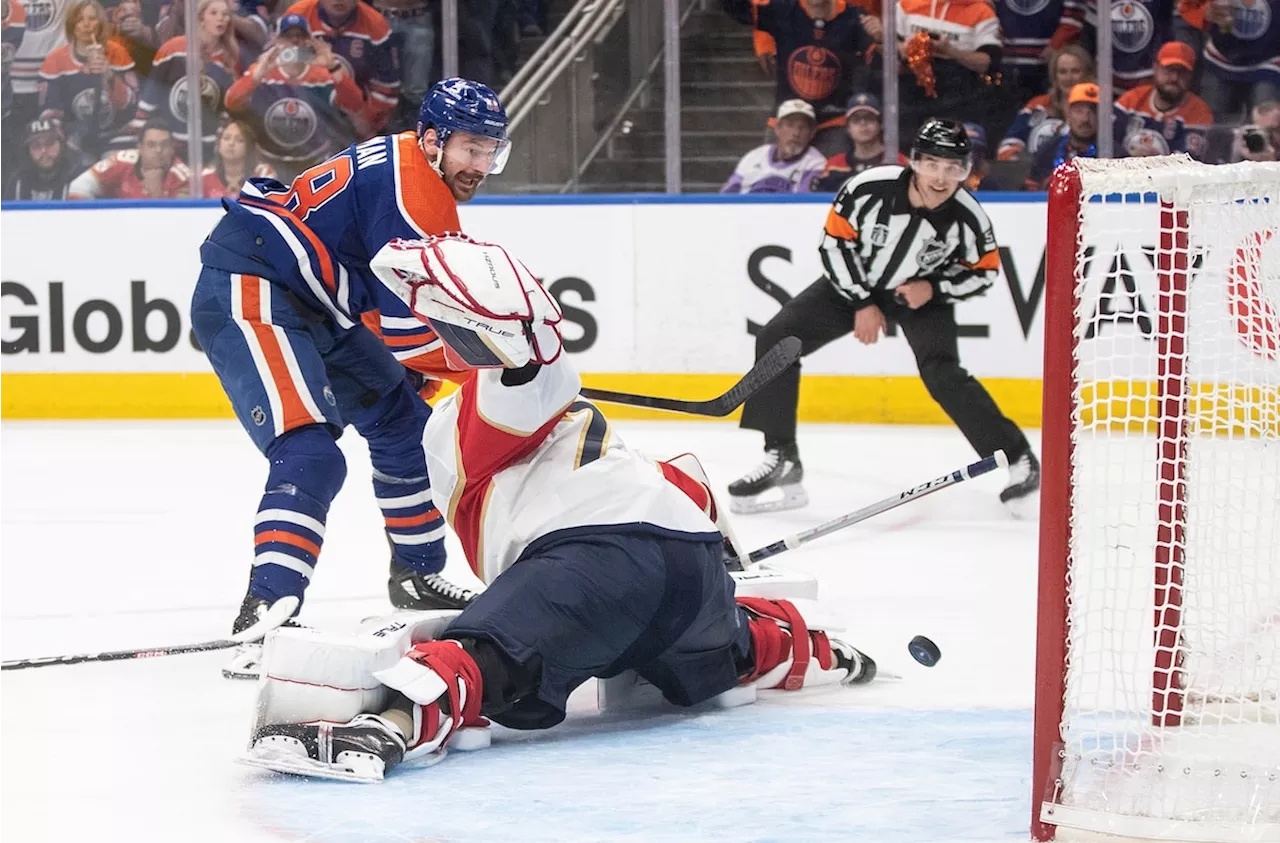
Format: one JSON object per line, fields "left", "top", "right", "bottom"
{"left": 560, "top": 0, "right": 700, "bottom": 192}
{"left": 504, "top": 0, "right": 626, "bottom": 133}
{"left": 499, "top": 0, "right": 596, "bottom": 103}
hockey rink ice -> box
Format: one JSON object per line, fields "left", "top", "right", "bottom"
{"left": 1, "top": 419, "right": 1043, "bottom": 842}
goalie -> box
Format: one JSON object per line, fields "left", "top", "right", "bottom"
{"left": 244, "top": 236, "right": 877, "bottom": 782}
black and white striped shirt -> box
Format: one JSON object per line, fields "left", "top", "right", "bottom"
{"left": 819, "top": 165, "right": 1000, "bottom": 309}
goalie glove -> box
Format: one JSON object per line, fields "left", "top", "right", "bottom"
{"left": 371, "top": 234, "right": 563, "bottom": 371}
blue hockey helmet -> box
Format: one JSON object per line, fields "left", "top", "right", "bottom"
{"left": 417, "top": 77, "right": 511, "bottom": 174}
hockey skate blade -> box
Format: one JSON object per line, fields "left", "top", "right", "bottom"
{"left": 728, "top": 485, "right": 808, "bottom": 515}
{"left": 231, "top": 596, "right": 301, "bottom": 644}
{"left": 222, "top": 643, "right": 262, "bottom": 681}
{"left": 239, "top": 748, "right": 388, "bottom": 783}
{"left": 1003, "top": 490, "right": 1040, "bottom": 521}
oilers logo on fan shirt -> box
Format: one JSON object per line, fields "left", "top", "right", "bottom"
{"left": 1231, "top": 0, "right": 1271, "bottom": 39}
{"left": 71, "top": 86, "right": 115, "bottom": 127}
{"left": 1005, "top": 0, "right": 1055, "bottom": 18}
{"left": 1112, "top": 1, "right": 1155, "bottom": 53}
{"left": 21, "top": 0, "right": 57, "bottom": 31}
{"left": 264, "top": 98, "right": 318, "bottom": 150}
{"left": 167, "top": 74, "right": 223, "bottom": 123}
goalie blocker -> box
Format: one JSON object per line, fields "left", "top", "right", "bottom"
{"left": 243, "top": 235, "right": 878, "bottom": 782}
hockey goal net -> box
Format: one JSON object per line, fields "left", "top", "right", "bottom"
{"left": 1034, "top": 156, "right": 1280, "bottom": 842}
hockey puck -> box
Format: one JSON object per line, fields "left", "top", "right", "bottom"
{"left": 908, "top": 635, "right": 941, "bottom": 667}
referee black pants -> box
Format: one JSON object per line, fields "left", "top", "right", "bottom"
{"left": 739, "top": 279, "right": 1030, "bottom": 461}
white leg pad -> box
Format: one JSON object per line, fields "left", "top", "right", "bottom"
{"left": 253, "top": 610, "right": 462, "bottom": 732}
{"left": 730, "top": 565, "right": 819, "bottom": 600}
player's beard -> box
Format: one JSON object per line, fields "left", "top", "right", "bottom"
{"left": 445, "top": 167, "right": 485, "bottom": 202}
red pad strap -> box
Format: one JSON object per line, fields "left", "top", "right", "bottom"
{"left": 657, "top": 460, "right": 714, "bottom": 517}
{"left": 405, "top": 640, "right": 488, "bottom": 746}
{"left": 737, "top": 597, "right": 811, "bottom": 691}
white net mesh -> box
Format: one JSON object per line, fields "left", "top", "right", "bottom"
{"left": 1056, "top": 158, "right": 1280, "bottom": 841}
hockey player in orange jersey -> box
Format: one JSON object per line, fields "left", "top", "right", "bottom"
{"left": 192, "top": 78, "right": 511, "bottom": 679}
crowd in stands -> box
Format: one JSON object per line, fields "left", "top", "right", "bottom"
{"left": 0, "top": 0, "right": 546, "bottom": 199}
{"left": 720, "top": 0, "right": 1278, "bottom": 194}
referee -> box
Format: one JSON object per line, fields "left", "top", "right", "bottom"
{"left": 728, "top": 119, "right": 1040, "bottom": 515}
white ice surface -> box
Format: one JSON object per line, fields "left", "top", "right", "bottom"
{"left": 1, "top": 420, "right": 1041, "bottom": 842}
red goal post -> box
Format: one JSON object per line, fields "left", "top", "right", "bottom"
{"left": 1034, "top": 156, "right": 1280, "bottom": 842}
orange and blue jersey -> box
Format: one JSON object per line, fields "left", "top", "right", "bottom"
{"left": 2, "top": 0, "right": 26, "bottom": 117}
{"left": 1082, "top": 0, "right": 1175, "bottom": 89}
{"left": 201, "top": 131, "right": 461, "bottom": 378}
{"left": 1203, "top": 0, "right": 1279, "bottom": 85}
{"left": 37, "top": 40, "right": 137, "bottom": 153}
{"left": 283, "top": 0, "right": 399, "bottom": 132}
{"left": 996, "top": 0, "right": 1085, "bottom": 69}
{"left": 131, "top": 36, "right": 237, "bottom": 150}
{"left": 1113, "top": 85, "right": 1213, "bottom": 158}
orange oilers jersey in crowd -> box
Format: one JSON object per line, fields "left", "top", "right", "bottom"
{"left": 423, "top": 356, "right": 721, "bottom": 584}
{"left": 999, "top": 94, "right": 1066, "bottom": 160}
{"left": 283, "top": 0, "right": 399, "bottom": 132}
{"left": 1113, "top": 85, "right": 1213, "bottom": 158}
{"left": 210, "top": 132, "right": 465, "bottom": 382}
{"left": 896, "top": 0, "right": 1001, "bottom": 55}
{"left": 132, "top": 36, "right": 238, "bottom": 147}
{"left": 66, "top": 148, "right": 191, "bottom": 198}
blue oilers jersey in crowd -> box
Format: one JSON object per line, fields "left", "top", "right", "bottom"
{"left": 995, "top": 0, "right": 1086, "bottom": 68}
{"left": 200, "top": 131, "right": 461, "bottom": 366}
{"left": 1204, "top": 0, "right": 1280, "bottom": 84}
{"left": 1085, "top": 0, "right": 1175, "bottom": 87}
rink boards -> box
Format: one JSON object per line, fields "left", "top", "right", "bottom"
{"left": 5, "top": 192, "right": 1270, "bottom": 423}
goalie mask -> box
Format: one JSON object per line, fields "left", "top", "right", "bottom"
{"left": 371, "top": 235, "right": 563, "bottom": 371}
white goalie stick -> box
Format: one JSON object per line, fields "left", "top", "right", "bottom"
{"left": 0, "top": 596, "right": 300, "bottom": 671}
{"left": 579, "top": 337, "right": 802, "bottom": 417}
{"left": 741, "top": 450, "right": 1010, "bottom": 567}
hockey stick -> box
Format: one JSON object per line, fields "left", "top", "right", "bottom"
{"left": 0, "top": 596, "right": 300, "bottom": 671}
{"left": 579, "top": 336, "right": 802, "bottom": 417}
{"left": 743, "top": 450, "right": 1010, "bottom": 567}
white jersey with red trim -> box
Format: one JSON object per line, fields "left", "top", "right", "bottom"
{"left": 422, "top": 358, "right": 721, "bottom": 584}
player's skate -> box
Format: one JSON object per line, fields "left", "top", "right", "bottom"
{"left": 388, "top": 559, "right": 480, "bottom": 611}
{"left": 1000, "top": 450, "right": 1040, "bottom": 519}
{"left": 222, "top": 592, "right": 300, "bottom": 680}
{"left": 728, "top": 443, "right": 807, "bottom": 515}
{"left": 245, "top": 713, "right": 411, "bottom": 783}
{"left": 738, "top": 596, "right": 877, "bottom": 690}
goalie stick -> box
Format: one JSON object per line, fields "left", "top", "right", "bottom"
{"left": 742, "top": 450, "right": 1010, "bottom": 567}
{"left": 579, "top": 336, "right": 801, "bottom": 417}
{"left": 0, "top": 596, "right": 300, "bottom": 671}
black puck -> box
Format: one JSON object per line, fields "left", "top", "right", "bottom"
{"left": 908, "top": 635, "right": 941, "bottom": 667}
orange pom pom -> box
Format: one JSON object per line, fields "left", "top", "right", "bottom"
{"left": 905, "top": 31, "right": 937, "bottom": 99}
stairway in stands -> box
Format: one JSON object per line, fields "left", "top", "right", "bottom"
{"left": 577, "top": 8, "right": 773, "bottom": 193}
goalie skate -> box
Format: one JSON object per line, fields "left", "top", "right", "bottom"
{"left": 241, "top": 714, "right": 440, "bottom": 783}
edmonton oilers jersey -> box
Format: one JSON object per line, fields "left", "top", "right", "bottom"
{"left": 204, "top": 132, "right": 461, "bottom": 362}
{"left": 996, "top": 0, "right": 1086, "bottom": 68}
{"left": 1204, "top": 0, "right": 1279, "bottom": 83}
{"left": 1085, "top": 0, "right": 1175, "bottom": 87}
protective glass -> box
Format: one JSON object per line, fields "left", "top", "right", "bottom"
{"left": 910, "top": 150, "right": 972, "bottom": 182}
{"left": 442, "top": 133, "right": 513, "bottom": 175}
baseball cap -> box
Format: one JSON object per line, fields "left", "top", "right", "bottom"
{"left": 845, "top": 92, "right": 882, "bottom": 119}
{"left": 277, "top": 12, "right": 311, "bottom": 36}
{"left": 1156, "top": 41, "right": 1195, "bottom": 70}
{"left": 962, "top": 122, "right": 988, "bottom": 151}
{"left": 25, "top": 117, "right": 64, "bottom": 144}
{"left": 1068, "top": 82, "right": 1100, "bottom": 105}
{"left": 776, "top": 99, "right": 817, "bottom": 123}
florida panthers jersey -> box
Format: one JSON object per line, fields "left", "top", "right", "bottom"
{"left": 423, "top": 358, "right": 721, "bottom": 584}
{"left": 205, "top": 132, "right": 460, "bottom": 376}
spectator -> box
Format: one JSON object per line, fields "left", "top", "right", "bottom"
{"left": 2, "top": 0, "right": 26, "bottom": 175}
{"left": 10, "top": 0, "right": 69, "bottom": 128}
{"left": 200, "top": 116, "right": 277, "bottom": 195}
{"left": 283, "top": 0, "right": 399, "bottom": 137}
{"left": 68, "top": 117, "right": 191, "bottom": 197}
{"left": 38, "top": 0, "right": 138, "bottom": 159}
{"left": 722, "top": 98, "right": 827, "bottom": 194}
{"left": 157, "top": 0, "right": 268, "bottom": 63}
{"left": 1224, "top": 99, "right": 1279, "bottom": 161}
{"left": 368, "top": 0, "right": 434, "bottom": 129}
{"left": 224, "top": 13, "right": 364, "bottom": 180}
{"left": 1114, "top": 41, "right": 1212, "bottom": 158}
{"left": 1197, "top": 0, "right": 1279, "bottom": 121}
{"left": 962, "top": 122, "right": 995, "bottom": 190}
{"left": 895, "top": 0, "right": 1003, "bottom": 141}
{"left": 724, "top": 0, "right": 879, "bottom": 157}
{"left": 103, "top": 0, "right": 164, "bottom": 65}
{"left": 999, "top": 44, "right": 1094, "bottom": 161}
{"left": 1027, "top": 81, "right": 1098, "bottom": 189}
{"left": 995, "top": 0, "right": 1085, "bottom": 114}
{"left": 4, "top": 116, "right": 78, "bottom": 200}
{"left": 1080, "top": 0, "right": 1174, "bottom": 91}
{"left": 132, "top": 0, "right": 240, "bottom": 157}
{"left": 811, "top": 92, "right": 907, "bottom": 192}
